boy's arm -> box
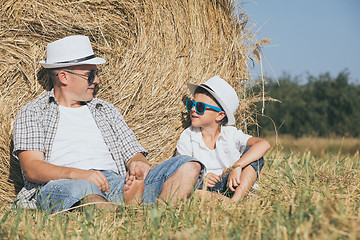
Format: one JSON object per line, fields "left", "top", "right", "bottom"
{"left": 233, "top": 137, "right": 270, "bottom": 169}
{"left": 18, "top": 150, "right": 110, "bottom": 193}
{"left": 227, "top": 137, "right": 270, "bottom": 191}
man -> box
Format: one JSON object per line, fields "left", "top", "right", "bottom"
{"left": 12, "top": 35, "right": 203, "bottom": 212}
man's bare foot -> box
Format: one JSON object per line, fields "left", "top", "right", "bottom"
{"left": 123, "top": 167, "right": 145, "bottom": 205}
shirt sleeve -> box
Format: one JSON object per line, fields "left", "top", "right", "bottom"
{"left": 111, "top": 106, "right": 148, "bottom": 163}
{"left": 176, "top": 129, "right": 193, "bottom": 156}
{"left": 12, "top": 105, "right": 45, "bottom": 159}
{"left": 234, "top": 129, "right": 252, "bottom": 154}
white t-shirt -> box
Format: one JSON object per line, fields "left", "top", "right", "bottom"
{"left": 176, "top": 126, "right": 252, "bottom": 176}
{"left": 49, "top": 105, "right": 118, "bottom": 173}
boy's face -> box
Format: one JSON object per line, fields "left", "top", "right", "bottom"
{"left": 190, "top": 93, "right": 225, "bottom": 128}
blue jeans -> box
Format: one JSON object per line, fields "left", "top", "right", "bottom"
{"left": 37, "top": 155, "right": 204, "bottom": 212}
{"left": 198, "top": 147, "right": 264, "bottom": 196}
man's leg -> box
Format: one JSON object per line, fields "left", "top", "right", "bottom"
{"left": 37, "top": 179, "right": 106, "bottom": 212}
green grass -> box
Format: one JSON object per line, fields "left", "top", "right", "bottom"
{"left": 1, "top": 148, "right": 359, "bottom": 239}
{"left": 266, "top": 135, "right": 360, "bottom": 156}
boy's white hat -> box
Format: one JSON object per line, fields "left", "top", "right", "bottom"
{"left": 187, "top": 76, "right": 239, "bottom": 125}
{"left": 40, "top": 35, "right": 106, "bottom": 68}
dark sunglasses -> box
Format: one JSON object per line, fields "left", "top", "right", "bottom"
{"left": 57, "top": 69, "right": 98, "bottom": 85}
{"left": 186, "top": 99, "right": 222, "bottom": 114}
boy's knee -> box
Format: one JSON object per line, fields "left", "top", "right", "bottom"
{"left": 180, "top": 161, "right": 202, "bottom": 177}
{"left": 82, "top": 194, "right": 107, "bottom": 203}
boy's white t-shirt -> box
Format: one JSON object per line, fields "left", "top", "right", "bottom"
{"left": 176, "top": 126, "right": 252, "bottom": 176}
{"left": 49, "top": 105, "right": 118, "bottom": 173}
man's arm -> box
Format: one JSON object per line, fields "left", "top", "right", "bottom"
{"left": 125, "top": 152, "right": 151, "bottom": 180}
{"left": 18, "top": 150, "right": 110, "bottom": 193}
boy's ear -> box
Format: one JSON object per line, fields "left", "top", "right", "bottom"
{"left": 215, "top": 111, "right": 226, "bottom": 122}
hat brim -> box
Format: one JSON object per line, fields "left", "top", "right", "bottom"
{"left": 40, "top": 57, "right": 106, "bottom": 69}
{"left": 187, "top": 82, "right": 236, "bottom": 125}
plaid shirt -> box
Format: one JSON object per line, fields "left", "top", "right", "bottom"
{"left": 12, "top": 89, "right": 147, "bottom": 208}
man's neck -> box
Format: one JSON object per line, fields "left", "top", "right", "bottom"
{"left": 54, "top": 88, "right": 84, "bottom": 108}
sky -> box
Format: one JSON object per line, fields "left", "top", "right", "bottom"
{"left": 236, "top": 0, "right": 360, "bottom": 83}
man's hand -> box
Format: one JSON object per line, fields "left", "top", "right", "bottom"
{"left": 18, "top": 150, "right": 110, "bottom": 193}
{"left": 126, "top": 153, "right": 151, "bottom": 181}
{"left": 227, "top": 167, "right": 242, "bottom": 192}
{"left": 203, "top": 172, "right": 220, "bottom": 188}
{"left": 78, "top": 170, "right": 110, "bottom": 193}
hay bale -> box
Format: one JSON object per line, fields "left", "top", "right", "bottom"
{"left": 0, "top": 0, "right": 264, "bottom": 203}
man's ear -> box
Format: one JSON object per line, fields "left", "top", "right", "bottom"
{"left": 56, "top": 70, "right": 69, "bottom": 86}
{"left": 215, "top": 111, "right": 226, "bottom": 122}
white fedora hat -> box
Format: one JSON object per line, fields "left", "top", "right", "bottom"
{"left": 187, "top": 76, "right": 239, "bottom": 125}
{"left": 40, "top": 35, "right": 106, "bottom": 68}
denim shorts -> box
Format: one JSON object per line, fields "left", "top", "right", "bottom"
{"left": 198, "top": 147, "right": 264, "bottom": 195}
{"left": 37, "top": 155, "right": 204, "bottom": 212}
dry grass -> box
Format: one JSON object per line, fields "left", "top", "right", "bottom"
{"left": 0, "top": 0, "right": 265, "bottom": 203}
{"left": 0, "top": 150, "right": 359, "bottom": 239}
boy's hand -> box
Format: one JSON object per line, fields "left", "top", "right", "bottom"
{"left": 227, "top": 167, "right": 242, "bottom": 192}
{"left": 203, "top": 173, "right": 220, "bottom": 188}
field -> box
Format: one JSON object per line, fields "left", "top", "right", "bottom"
{"left": 0, "top": 137, "right": 359, "bottom": 239}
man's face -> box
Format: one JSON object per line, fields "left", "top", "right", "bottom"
{"left": 64, "top": 64, "right": 100, "bottom": 103}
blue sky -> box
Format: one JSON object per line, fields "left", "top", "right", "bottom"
{"left": 237, "top": 0, "right": 360, "bottom": 83}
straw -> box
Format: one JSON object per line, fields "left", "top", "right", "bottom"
{"left": 0, "top": 0, "right": 268, "bottom": 203}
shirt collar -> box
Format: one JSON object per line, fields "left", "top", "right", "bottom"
{"left": 190, "top": 126, "right": 203, "bottom": 143}
{"left": 48, "top": 89, "right": 57, "bottom": 104}
{"left": 218, "top": 125, "right": 226, "bottom": 140}
{"left": 84, "top": 97, "right": 104, "bottom": 111}
{"left": 190, "top": 125, "right": 225, "bottom": 143}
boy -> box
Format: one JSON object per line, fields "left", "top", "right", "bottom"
{"left": 176, "top": 76, "right": 270, "bottom": 202}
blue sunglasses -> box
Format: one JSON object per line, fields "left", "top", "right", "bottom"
{"left": 186, "top": 99, "right": 222, "bottom": 114}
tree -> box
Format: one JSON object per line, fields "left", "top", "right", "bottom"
{"left": 252, "top": 71, "right": 360, "bottom": 137}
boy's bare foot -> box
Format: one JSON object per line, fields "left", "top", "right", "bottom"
{"left": 123, "top": 167, "right": 145, "bottom": 205}
{"left": 195, "top": 189, "right": 230, "bottom": 203}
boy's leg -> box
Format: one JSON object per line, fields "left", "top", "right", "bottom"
{"left": 227, "top": 146, "right": 265, "bottom": 201}
{"left": 158, "top": 161, "right": 201, "bottom": 203}
{"left": 195, "top": 174, "right": 232, "bottom": 202}
{"left": 81, "top": 194, "right": 116, "bottom": 211}
{"left": 194, "top": 189, "right": 230, "bottom": 202}
{"left": 142, "top": 155, "right": 204, "bottom": 204}
{"left": 230, "top": 165, "right": 257, "bottom": 202}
